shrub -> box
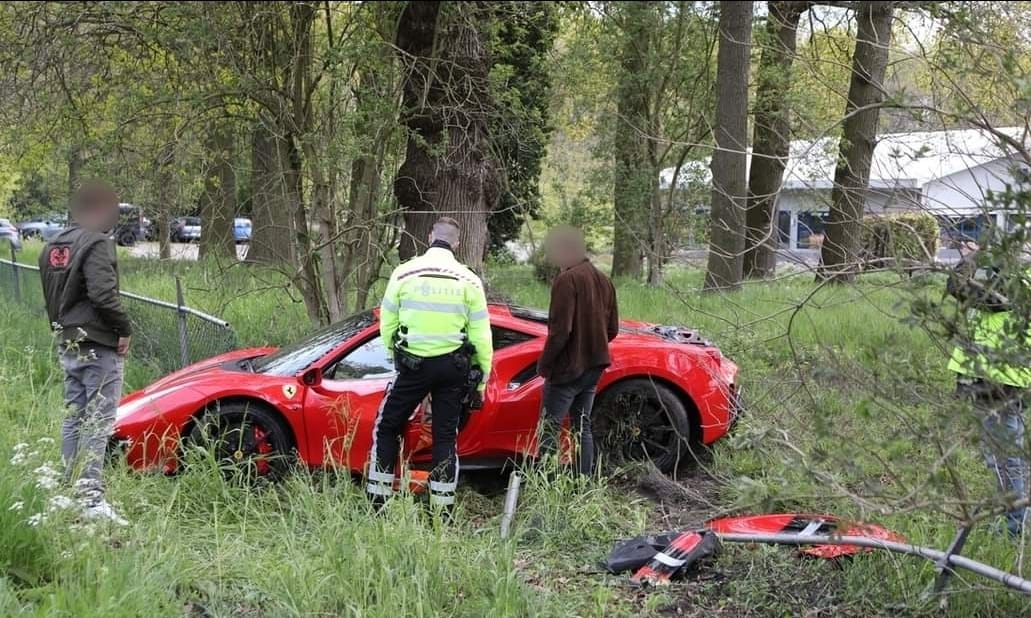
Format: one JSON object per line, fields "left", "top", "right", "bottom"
{"left": 530, "top": 245, "right": 559, "bottom": 284}
{"left": 862, "top": 212, "right": 940, "bottom": 265}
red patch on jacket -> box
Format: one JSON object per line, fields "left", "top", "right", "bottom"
{"left": 48, "top": 246, "right": 71, "bottom": 268}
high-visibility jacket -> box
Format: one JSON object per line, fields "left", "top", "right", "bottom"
{"left": 380, "top": 246, "right": 493, "bottom": 391}
{"left": 947, "top": 263, "right": 1030, "bottom": 388}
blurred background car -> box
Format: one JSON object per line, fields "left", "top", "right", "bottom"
{"left": 16, "top": 213, "right": 66, "bottom": 240}
{"left": 115, "top": 203, "right": 152, "bottom": 246}
{"left": 170, "top": 216, "right": 202, "bottom": 243}
{"left": 0, "top": 218, "right": 22, "bottom": 251}
{"left": 234, "top": 217, "right": 252, "bottom": 243}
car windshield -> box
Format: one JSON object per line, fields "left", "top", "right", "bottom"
{"left": 0, "top": 219, "right": 11, "bottom": 227}
{"left": 251, "top": 311, "right": 376, "bottom": 376}
{"left": 184, "top": 217, "right": 200, "bottom": 225}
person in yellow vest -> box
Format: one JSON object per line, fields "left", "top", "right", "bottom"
{"left": 366, "top": 217, "right": 493, "bottom": 517}
{"left": 947, "top": 239, "right": 1031, "bottom": 536}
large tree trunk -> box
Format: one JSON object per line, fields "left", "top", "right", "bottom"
{"left": 394, "top": 1, "right": 497, "bottom": 272}
{"left": 704, "top": 0, "right": 754, "bottom": 291}
{"left": 198, "top": 123, "right": 237, "bottom": 260}
{"left": 247, "top": 121, "right": 295, "bottom": 265}
{"left": 155, "top": 142, "right": 175, "bottom": 261}
{"left": 67, "top": 145, "right": 83, "bottom": 198}
{"left": 818, "top": 1, "right": 893, "bottom": 282}
{"left": 612, "top": 1, "right": 653, "bottom": 280}
{"left": 743, "top": 1, "right": 807, "bottom": 279}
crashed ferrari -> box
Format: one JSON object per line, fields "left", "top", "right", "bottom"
{"left": 111, "top": 304, "right": 740, "bottom": 478}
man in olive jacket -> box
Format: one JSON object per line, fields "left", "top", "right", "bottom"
{"left": 40, "top": 181, "right": 131, "bottom": 525}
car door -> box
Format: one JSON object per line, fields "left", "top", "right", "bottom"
{"left": 301, "top": 332, "right": 427, "bottom": 472}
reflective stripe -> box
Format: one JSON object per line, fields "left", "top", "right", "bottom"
{"left": 798, "top": 520, "right": 824, "bottom": 537}
{"left": 366, "top": 483, "right": 394, "bottom": 497}
{"left": 381, "top": 298, "right": 399, "bottom": 312}
{"left": 468, "top": 309, "right": 488, "bottom": 321}
{"left": 429, "top": 480, "right": 457, "bottom": 493}
{"left": 400, "top": 299, "right": 468, "bottom": 315}
{"left": 403, "top": 334, "right": 465, "bottom": 344}
{"left": 429, "top": 493, "right": 456, "bottom": 506}
{"left": 653, "top": 552, "right": 686, "bottom": 568}
{"left": 368, "top": 468, "right": 395, "bottom": 483}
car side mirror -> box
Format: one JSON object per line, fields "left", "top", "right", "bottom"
{"left": 301, "top": 367, "right": 322, "bottom": 387}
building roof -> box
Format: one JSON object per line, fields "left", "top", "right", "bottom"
{"left": 660, "top": 126, "right": 1028, "bottom": 191}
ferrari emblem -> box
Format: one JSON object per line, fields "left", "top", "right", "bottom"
{"left": 283, "top": 385, "right": 297, "bottom": 399}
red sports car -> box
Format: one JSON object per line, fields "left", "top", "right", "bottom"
{"left": 112, "top": 305, "right": 740, "bottom": 478}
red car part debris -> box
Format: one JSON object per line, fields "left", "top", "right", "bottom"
{"left": 629, "top": 530, "right": 720, "bottom": 587}
{"left": 706, "top": 513, "right": 905, "bottom": 559}
{"left": 608, "top": 514, "right": 1031, "bottom": 596}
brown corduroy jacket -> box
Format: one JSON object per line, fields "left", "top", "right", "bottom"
{"left": 537, "top": 259, "right": 619, "bottom": 384}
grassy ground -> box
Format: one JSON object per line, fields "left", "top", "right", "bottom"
{"left": 1, "top": 241, "right": 1030, "bottom": 616}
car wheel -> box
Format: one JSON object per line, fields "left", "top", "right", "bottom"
{"left": 116, "top": 230, "right": 137, "bottom": 247}
{"left": 187, "top": 402, "right": 294, "bottom": 481}
{"left": 593, "top": 379, "right": 694, "bottom": 474}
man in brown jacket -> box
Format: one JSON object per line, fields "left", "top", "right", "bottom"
{"left": 536, "top": 226, "right": 619, "bottom": 475}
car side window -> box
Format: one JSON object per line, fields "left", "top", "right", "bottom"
{"left": 327, "top": 337, "right": 396, "bottom": 381}
{"left": 492, "top": 325, "right": 533, "bottom": 350}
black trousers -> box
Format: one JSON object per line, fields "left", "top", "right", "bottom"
{"left": 368, "top": 353, "right": 467, "bottom": 504}
{"left": 538, "top": 367, "right": 604, "bottom": 476}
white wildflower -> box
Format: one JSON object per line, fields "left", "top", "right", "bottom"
{"left": 33, "top": 463, "right": 60, "bottom": 490}
{"left": 35, "top": 477, "right": 59, "bottom": 490}
{"left": 8, "top": 501, "right": 24, "bottom": 512}
{"left": 47, "top": 495, "right": 76, "bottom": 512}
{"left": 36, "top": 437, "right": 55, "bottom": 445}
{"left": 10, "top": 452, "right": 27, "bottom": 466}
{"left": 27, "top": 513, "right": 46, "bottom": 527}
{"left": 13, "top": 442, "right": 29, "bottom": 452}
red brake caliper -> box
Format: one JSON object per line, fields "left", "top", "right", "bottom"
{"left": 254, "top": 426, "right": 272, "bottom": 476}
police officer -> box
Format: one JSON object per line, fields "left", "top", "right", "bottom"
{"left": 366, "top": 216, "right": 493, "bottom": 515}
{"left": 947, "top": 239, "right": 1031, "bottom": 536}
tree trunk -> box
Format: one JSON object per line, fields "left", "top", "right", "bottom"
{"left": 198, "top": 123, "right": 237, "bottom": 260}
{"left": 703, "top": 0, "right": 754, "bottom": 292}
{"left": 394, "top": 1, "right": 497, "bottom": 272}
{"left": 349, "top": 139, "right": 389, "bottom": 310}
{"left": 818, "top": 1, "right": 893, "bottom": 282}
{"left": 611, "top": 1, "right": 653, "bottom": 280}
{"left": 743, "top": 1, "right": 807, "bottom": 279}
{"left": 67, "top": 145, "right": 83, "bottom": 198}
{"left": 155, "top": 143, "right": 175, "bottom": 261}
{"left": 248, "top": 121, "right": 295, "bottom": 265}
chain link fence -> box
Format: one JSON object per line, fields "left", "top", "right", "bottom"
{"left": 1, "top": 243, "right": 237, "bottom": 373}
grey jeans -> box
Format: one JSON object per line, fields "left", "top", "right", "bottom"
{"left": 538, "top": 367, "right": 604, "bottom": 475}
{"left": 60, "top": 344, "right": 124, "bottom": 488}
{"left": 957, "top": 380, "right": 1028, "bottom": 535}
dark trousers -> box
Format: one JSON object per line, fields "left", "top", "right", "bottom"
{"left": 538, "top": 367, "right": 604, "bottom": 476}
{"left": 367, "top": 353, "right": 467, "bottom": 508}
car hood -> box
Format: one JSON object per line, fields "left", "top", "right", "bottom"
{"left": 131, "top": 347, "right": 276, "bottom": 397}
{"left": 618, "top": 318, "right": 715, "bottom": 347}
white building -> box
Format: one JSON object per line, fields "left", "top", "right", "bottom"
{"left": 662, "top": 127, "right": 1029, "bottom": 250}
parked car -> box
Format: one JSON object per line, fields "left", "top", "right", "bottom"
{"left": 171, "top": 216, "right": 202, "bottom": 243}
{"left": 0, "top": 218, "right": 22, "bottom": 251}
{"left": 115, "top": 203, "right": 152, "bottom": 246}
{"left": 112, "top": 305, "right": 741, "bottom": 479}
{"left": 16, "top": 213, "right": 66, "bottom": 240}
{"left": 233, "top": 218, "right": 252, "bottom": 244}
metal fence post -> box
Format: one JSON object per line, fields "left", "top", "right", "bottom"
{"left": 175, "top": 276, "right": 189, "bottom": 368}
{"left": 10, "top": 241, "right": 20, "bottom": 304}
